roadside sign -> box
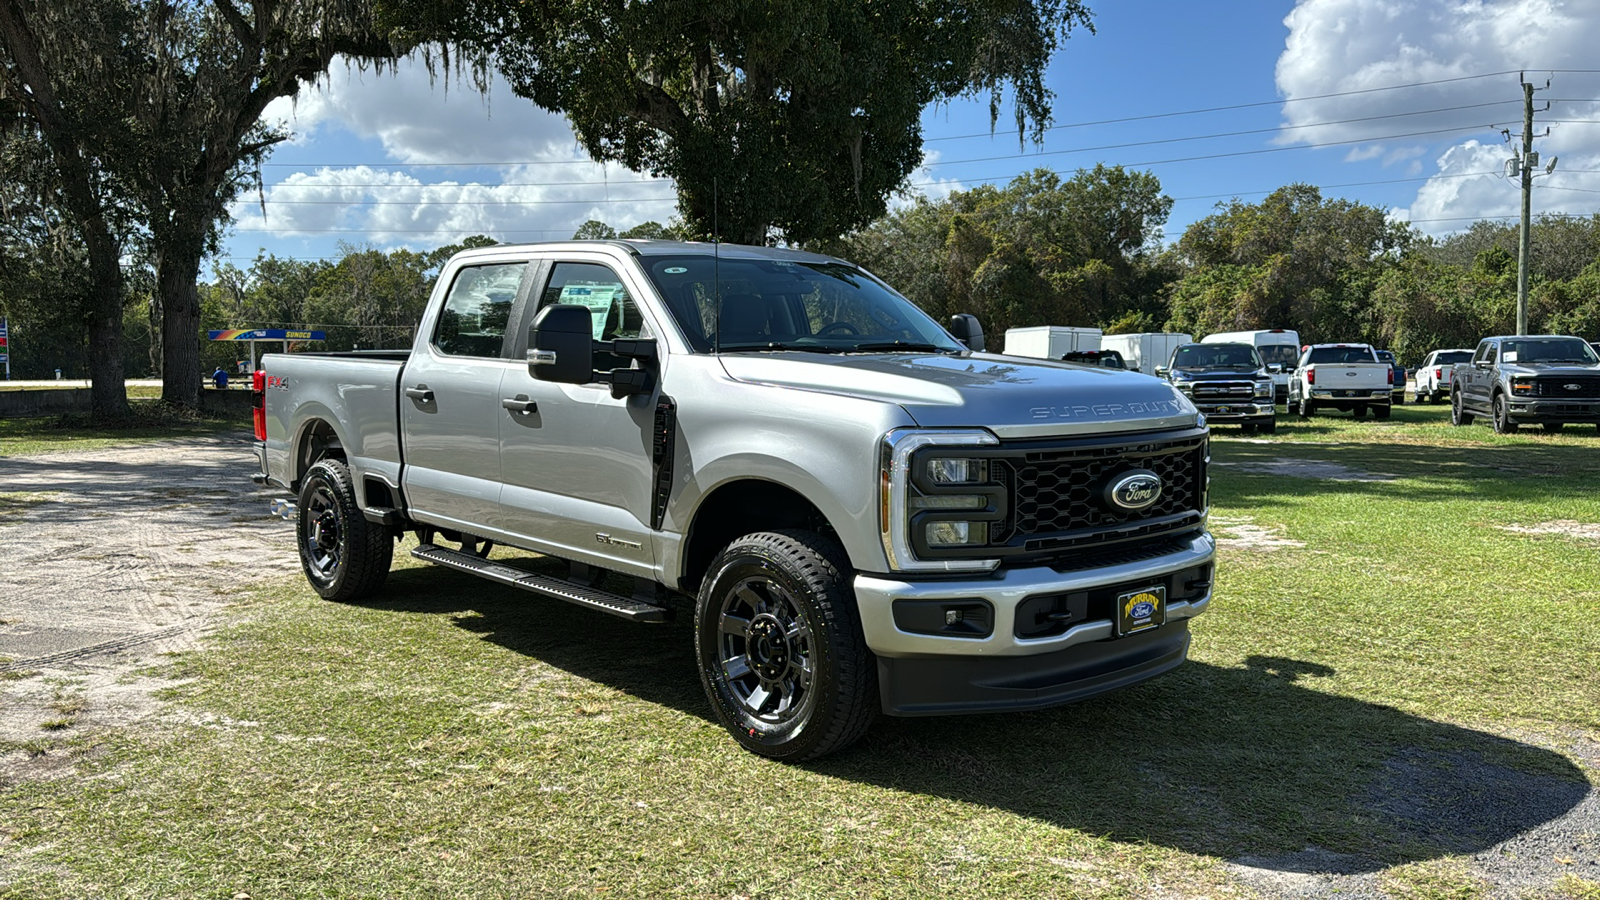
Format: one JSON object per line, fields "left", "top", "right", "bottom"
{"left": 0, "top": 316, "right": 9, "bottom": 377}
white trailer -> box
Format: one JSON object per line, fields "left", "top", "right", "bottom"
{"left": 1002, "top": 326, "right": 1102, "bottom": 360}
{"left": 1101, "top": 332, "right": 1193, "bottom": 376}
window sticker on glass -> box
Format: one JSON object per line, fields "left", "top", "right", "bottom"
{"left": 1503, "top": 351, "right": 1518, "bottom": 363}
{"left": 664, "top": 266, "right": 687, "bottom": 274}
{"left": 560, "top": 284, "right": 622, "bottom": 339}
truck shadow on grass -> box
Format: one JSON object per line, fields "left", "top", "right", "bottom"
{"left": 364, "top": 566, "right": 1591, "bottom": 875}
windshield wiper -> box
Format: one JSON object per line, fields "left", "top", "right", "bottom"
{"left": 718, "top": 342, "right": 846, "bottom": 354}
{"left": 849, "top": 341, "right": 951, "bottom": 353}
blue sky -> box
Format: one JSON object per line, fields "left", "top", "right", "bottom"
{"left": 223, "top": 0, "right": 1600, "bottom": 270}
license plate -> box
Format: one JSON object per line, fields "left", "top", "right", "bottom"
{"left": 1116, "top": 585, "right": 1166, "bottom": 636}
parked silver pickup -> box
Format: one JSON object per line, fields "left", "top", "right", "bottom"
{"left": 1450, "top": 335, "right": 1600, "bottom": 433}
{"left": 1289, "top": 343, "right": 1393, "bottom": 419}
{"left": 252, "top": 241, "right": 1215, "bottom": 759}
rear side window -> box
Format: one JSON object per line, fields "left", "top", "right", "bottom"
{"left": 1307, "top": 346, "right": 1377, "bottom": 364}
{"left": 433, "top": 264, "right": 524, "bottom": 358}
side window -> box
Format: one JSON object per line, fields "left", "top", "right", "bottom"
{"left": 433, "top": 264, "right": 523, "bottom": 358}
{"left": 539, "top": 262, "right": 654, "bottom": 370}
{"left": 1473, "top": 342, "right": 1492, "bottom": 365}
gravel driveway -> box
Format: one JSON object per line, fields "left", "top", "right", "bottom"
{"left": 0, "top": 434, "right": 296, "bottom": 774}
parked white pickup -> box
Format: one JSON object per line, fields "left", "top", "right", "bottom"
{"left": 1412, "top": 348, "right": 1474, "bottom": 403}
{"left": 1289, "top": 343, "right": 1394, "bottom": 419}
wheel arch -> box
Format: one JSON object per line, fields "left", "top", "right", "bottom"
{"left": 289, "top": 415, "right": 346, "bottom": 491}
{"left": 678, "top": 479, "right": 840, "bottom": 595}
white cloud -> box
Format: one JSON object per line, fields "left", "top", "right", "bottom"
{"left": 1276, "top": 0, "right": 1600, "bottom": 233}
{"left": 237, "top": 56, "right": 679, "bottom": 251}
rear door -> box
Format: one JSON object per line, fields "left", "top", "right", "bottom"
{"left": 400, "top": 259, "right": 530, "bottom": 532}
{"left": 496, "top": 253, "right": 664, "bottom": 574}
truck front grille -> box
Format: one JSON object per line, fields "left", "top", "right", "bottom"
{"left": 1189, "top": 380, "right": 1255, "bottom": 399}
{"left": 1533, "top": 375, "right": 1600, "bottom": 398}
{"left": 993, "top": 431, "right": 1206, "bottom": 558}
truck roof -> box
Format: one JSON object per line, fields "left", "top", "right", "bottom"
{"left": 450, "top": 239, "right": 844, "bottom": 265}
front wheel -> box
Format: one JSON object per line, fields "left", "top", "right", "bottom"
{"left": 695, "top": 530, "right": 875, "bottom": 761}
{"left": 1373, "top": 404, "right": 1391, "bottom": 420}
{"left": 1492, "top": 393, "right": 1519, "bottom": 434}
{"left": 1451, "top": 392, "right": 1474, "bottom": 426}
{"left": 297, "top": 459, "right": 393, "bottom": 601}
{"left": 1258, "top": 419, "right": 1277, "bottom": 434}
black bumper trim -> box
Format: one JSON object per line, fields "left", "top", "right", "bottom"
{"left": 876, "top": 620, "right": 1190, "bottom": 716}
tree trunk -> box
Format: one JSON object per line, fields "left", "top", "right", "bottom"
{"left": 83, "top": 229, "right": 130, "bottom": 419}
{"left": 158, "top": 239, "right": 203, "bottom": 409}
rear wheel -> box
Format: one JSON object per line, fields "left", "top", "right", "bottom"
{"left": 1492, "top": 393, "right": 1519, "bottom": 434}
{"left": 1451, "top": 391, "right": 1474, "bottom": 426}
{"left": 1374, "top": 404, "right": 1391, "bottom": 420}
{"left": 1299, "top": 398, "right": 1316, "bottom": 417}
{"left": 695, "top": 530, "right": 875, "bottom": 761}
{"left": 1354, "top": 404, "right": 1368, "bottom": 418}
{"left": 297, "top": 459, "right": 393, "bottom": 602}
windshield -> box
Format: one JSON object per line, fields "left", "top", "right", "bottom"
{"left": 1435, "top": 350, "right": 1473, "bottom": 365}
{"left": 640, "top": 255, "right": 964, "bottom": 354}
{"left": 1501, "top": 338, "right": 1600, "bottom": 364}
{"left": 1258, "top": 343, "right": 1299, "bottom": 367}
{"left": 1171, "top": 343, "right": 1261, "bottom": 368}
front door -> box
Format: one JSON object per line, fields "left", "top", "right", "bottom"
{"left": 497, "top": 257, "right": 661, "bottom": 575}
{"left": 400, "top": 261, "right": 526, "bottom": 533}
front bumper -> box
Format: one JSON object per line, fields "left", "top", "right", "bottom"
{"left": 1508, "top": 398, "right": 1600, "bottom": 421}
{"left": 1192, "top": 401, "right": 1274, "bottom": 424}
{"left": 854, "top": 532, "right": 1214, "bottom": 714}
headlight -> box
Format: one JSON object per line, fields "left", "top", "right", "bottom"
{"left": 1254, "top": 380, "right": 1273, "bottom": 398}
{"left": 880, "top": 429, "right": 1001, "bottom": 573}
{"left": 1511, "top": 378, "right": 1534, "bottom": 396}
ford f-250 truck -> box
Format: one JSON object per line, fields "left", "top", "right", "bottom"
{"left": 1450, "top": 334, "right": 1600, "bottom": 433}
{"left": 1289, "top": 343, "right": 1393, "bottom": 419}
{"left": 252, "top": 240, "right": 1214, "bottom": 760}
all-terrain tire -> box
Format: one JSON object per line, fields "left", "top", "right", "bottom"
{"left": 297, "top": 459, "right": 393, "bottom": 602}
{"left": 694, "top": 530, "right": 875, "bottom": 761}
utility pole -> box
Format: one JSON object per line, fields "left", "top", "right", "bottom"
{"left": 1509, "top": 75, "right": 1553, "bottom": 336}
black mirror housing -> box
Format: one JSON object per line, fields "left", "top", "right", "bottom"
{"left": 948, "top": 313, "right": 985, "bottom": 352}
{"left": 529, "top": 304, "right": 595, "bottom": 384}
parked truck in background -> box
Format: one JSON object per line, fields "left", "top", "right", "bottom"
{"left": 1157, "top": 342, "right": 1276, "bottom": 433}
{"left": 252, "top": 241, "right": 1216, "bottom": 761}
{"left": 1412, "top": 348, "right": 1474, "bottom": 403}
{"left": 1450, "top": 334, "right": 1600, "bottom": 433}
{"left": 1002, "top": 326, "right": 1102, "bottom": 360}
{"left": 1101, "top": 332, "right": 1193, "bottom": 377}
{"left": 1289, "top": 343, "right": 1393, "bottom": 419}
{"left": 1200, "top": 330, "right": 1300, "bottom": 403}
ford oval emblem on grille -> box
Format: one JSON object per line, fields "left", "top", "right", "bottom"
{"left": 1566, "top": 383, "right": 1583, "bottom": 390}
{"left": 1106, "top": 469, "right": 1162, "bottom": 512}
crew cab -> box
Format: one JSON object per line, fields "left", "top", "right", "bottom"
{"left": 1288, "top": 343, "right": 1393, "bottom": 419}
{"left": 252, "top": 241, "right": 1215, "bottom": 760}
{"left": 1374, "top": 350, "right": 1405, "bottom": 405}
{"left": 1412, "top": 348, "right": 1474, "bottom": 403}
{"left": 1157, "top": 342, "right": 1276, "bottom": 433}
{"left": 1450, "top": 335, "right": 1600, "bottom": 433}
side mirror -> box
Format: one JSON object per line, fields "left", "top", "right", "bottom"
{"left": 529, "top": 304, "right": 595, "bottom": 384}
{"left": 1155, "top": 366, "right": 1168, "bottom": 378}
{"left": 1267, "top": 364, "right": 1283, "bottom": 374}
{"left": 948, "top": 313, "right": 985, "bottom": 352}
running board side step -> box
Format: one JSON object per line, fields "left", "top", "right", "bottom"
{"left": 410, "top": 543, "right": 672, "bottom": 623}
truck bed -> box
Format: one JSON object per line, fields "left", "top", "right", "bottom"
{"left": 260, "top": 352, "right": 408, "bottom": 496}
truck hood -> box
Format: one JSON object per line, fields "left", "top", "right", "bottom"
{"left": 1501, "top": 362, "right": 1600, "bottom": 375}
{"left": 719, "top": 351, "right": 1199, "bottom": 439}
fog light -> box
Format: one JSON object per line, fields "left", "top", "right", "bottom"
{"left": 909, "top": 494, "right": 985, "bottom": 510}
{"left": 926, "top": 521, "right": 988, "bottom": 546}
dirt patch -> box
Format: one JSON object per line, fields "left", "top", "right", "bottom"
{"left": 1498, "top": 520, "right": 1600, "bottom": 541}
{"left": 0, "top": 435, "right": 298, "bottom": 778}
{"left": 1211, "top": 458, "right": 1397, "bottom": 482}
{"left": 1209, "top": 515, "right": 1306, "bottom": 552}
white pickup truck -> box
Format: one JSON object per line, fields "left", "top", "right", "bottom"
{"left": 1412, "top": 348, "right": 1474, "bottom": 403}
{"left": 1289, "top": 343, "right": 1394, "bottom": 419}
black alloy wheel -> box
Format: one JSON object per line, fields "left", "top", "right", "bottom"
{"left": 1451, "top": 391, "right": 1473, "bottom": 426}
{"left": 296, "top": 459, "right": 393, "bottom": 602}
{"left": 1492, "top": 393, "right": 1519, "bottom": 434}
{"left": 695, "top": 530, "right": 874, "bottom": 761}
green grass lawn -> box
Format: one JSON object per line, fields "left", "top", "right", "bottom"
{"left": 2, "top": 404, "right": 1596, "bottom": 899}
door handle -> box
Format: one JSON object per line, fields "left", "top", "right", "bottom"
{"left": 501, "top": 396, "right": 538, "bottom": 415}
{"left": 405, "top": 386, "right": 434, "bottom": 402}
